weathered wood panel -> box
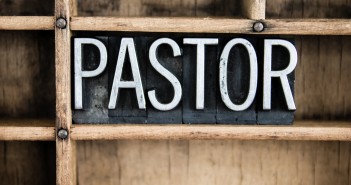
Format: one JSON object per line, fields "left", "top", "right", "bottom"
{"left": 0, "top": 141, "right": 55, "bottom": 185}
{"left": 266, "top": 0, "right": 351, "bottom": 19}
{"left": 78, "top": 0, "right": 240, "bottom": 17}
{"left": 77, "top": 140, "right": 351, "bottom": 185}
{"left": 294, "top": 36, "right": 351, "bottom": 120}
{"left": 0, "top": 0, "right": 54, "bottom": 16}
{"left": 0, "top": 31, "right": 55, "bottom": 118}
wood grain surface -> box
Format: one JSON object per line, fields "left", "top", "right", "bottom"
{"left": 0, "top": 31, "right": 55, "bottom": 118}
{"left": 242, "top": 0, "right": 265, "bottom": 19}
{"left": 55, "top": 0, "right": 77, "bottom": 185}
{"left": 77, "top": 140, "right": 351, "bottom": 185}
{"left": 266, "top": 0, "right": 351, "bottom": 19}
{"left": 71, "top": 121, "right": 351, "bottom": 141}
{"left": 0, "top": 119, "right": 55, "bottom": 141}
{"left": 0, "top": 0, "right": 54, "bottom": 16}
{"left": 0, "top": 141, "right": 55, "bottom": 185}
{"left": 70, "top": 17, "right": 351, "bottom": 35}
{"left": 0, "top": 16, "right": 54, "bottom": 30}
{"left": 78, "top": 0, "right": 241, "bottom": 17}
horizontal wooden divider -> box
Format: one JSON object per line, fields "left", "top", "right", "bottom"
{"left": 0, "top": 16, "right": 54, "bottom": 30}
{"left": 1, "top": 17, "right": 349, "bottom": 35}
{"left": 265, "top": 19, "right": 351, "bottom": 35}
{"left": 70, "top": 121, "right": 351, "bottom": 141}
{"left": 71, "top": 17, "right": 351, "bottom": 35}
{"left": 0, "top": 119, "right": 55, "bottom": 141}
{"left": 71, "top": 17, "right": 254, "bottom": 33}
{"left": 3, "top": 120, "right": 348, "bottom": 141}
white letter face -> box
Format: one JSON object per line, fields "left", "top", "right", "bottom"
{"left": 263, "top": 39, "right": 297, "bottom": 110}
{"left": 108, "top": 38, "right": 146, "bottom": 110}
{"left": 183, "top": 38, "right": 218, "bottom": 110}
{"left": 219, "top": 38, "right": 258, "bottom": 111}
{"left": 148, "top": 38, "right": 182, "bottom": 111}
{"left": 74, "top": 38, "right": 108, "bottom": 109}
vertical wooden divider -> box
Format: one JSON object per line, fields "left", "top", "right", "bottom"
{"left": 55, "top": 0, "right": 77, "bottom": 185}
{"left": 242, "top": 0, "right": 266, "bottom": 19}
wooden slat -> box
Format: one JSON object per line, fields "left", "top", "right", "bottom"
{"left": 55, "top": 0, "right": 76, "bottom": 185}
{"left": 265, "top": 19, "right": 351, "bottom": 35}
{"left": 0, "top": 126, "right": 55, "bottom": 141}
{"left": 0, "top": 119, "right": 55, "bottom": 141}
{"left": 71, "top": 17, "right": 254, "bottom": 32}
{"left": 71, "top": 121, "right": 351, "bottom": 141}
{"left": 0, "top": 16, "right": 54, "bottom": 30}
{"left": 242, "top": 0, "right": 266, "bottom": 19}
{"left": 70, "top": 17, "right": 351, "bottom": 35}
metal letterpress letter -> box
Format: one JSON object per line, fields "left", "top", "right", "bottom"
{"left": 183, "top": 38, "right": 218, "bottom": 110}
{"left": 108, "top": 38, "right": 146, "bottom": 110}
{"left": 74, "top": 38, "right": 107, "bottom": 109}
{"left": 263, "top": 39, "right": 297, "bottom": 110}
{"left": 219, "top": 38, "right": 258, "bottom": 111}
{"left": 148, "top": 38, "right": 182, "bottom": 111}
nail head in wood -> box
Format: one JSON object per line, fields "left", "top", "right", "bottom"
{"left": 57, "top": 128, "right": 68, "bottom": 139}
{"left": 56, "top": 18, "right": 67, "bottom": 29}
{"left": 253, "top": 22, "right": 264, "bottom": 32}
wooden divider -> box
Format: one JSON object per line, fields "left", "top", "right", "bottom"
{"left": 70, "top": 17, "right": 351, "bottom": 35}
{"left": 70, "top": 121, "right": 351, "bottom": 141}
{"left": 242, "top": 0, "right": 266, "bottom": 19}
{"left": 0, "top": 16, "right": 54, "bottom": 30}
{"left": 1, "top": 16, "right": 351, "bottom": 36}
{"left": 55, "top": 0, "right": 77, "bottom": 185}
{"left": 0, "top": 119, "right": 55, "bottom": 141}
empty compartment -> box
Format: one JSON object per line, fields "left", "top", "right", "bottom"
{"left": 294, "top": 36, "right": 351, "bottom": 120}
{"left": 0, "top": 141, "right": 55, "bottom": 185}
{"left": 0, "top": 0, "right": 54, "bottom": 16}
{"left": 0, "top": 31, "right": 55, "bottom": 122}
{"left": 266, "top": 0, "right": 351, "bottom": 19}
{"left": 76, "top": 140, "right": 351, "bottom": 185}
{"left": 78, "top": 0, "right": 246, "bottom": 18}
